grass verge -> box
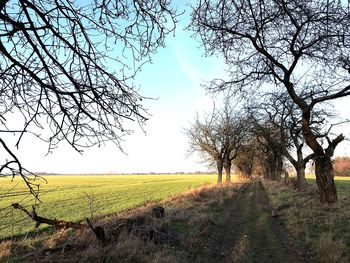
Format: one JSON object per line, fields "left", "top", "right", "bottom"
{"left": 262, "top": 177, "right": 350, "bottom": 263}
{"left": 0, "top": 181, "right": 245, "bottom": 263}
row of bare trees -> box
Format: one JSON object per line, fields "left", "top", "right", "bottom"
{"left": 190, "top": 0, "right": 350, "bottom": 204}
{"left": 186, "top": 87, "right": 345, "bottom": 197}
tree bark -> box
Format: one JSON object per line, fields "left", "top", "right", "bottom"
{"left": 11, "top": 203, "right": 85, "bottom": 229}
{"left": 217, "top": 161, "right": 223, "bottom": 184}
{"left": 315, "top": 157, "right": 338, "bottom": 203}
{"left": 224, "top": 163, "right": 231, "bottom": 182}
{"left": 276, "top": 158, "right": 283, "bottom": 181}
{"left": 296, "top": 166, "right": 307, "bottom": 191}
{"left": 270, "top": 161, "right": 277, "bottom": 180}
{"left": 272, "top": 153, "right": 283, "bottom": 181}
{"left": 301, "top": 112, "right": 338, "bottom": 203}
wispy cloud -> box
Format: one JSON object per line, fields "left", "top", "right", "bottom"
{"left": 174, "top": 45, "right": 201, "bottom": 82}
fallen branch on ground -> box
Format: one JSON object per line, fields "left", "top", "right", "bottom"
{"left": 11, "top": 203, "right": 106, "bottom": 244}
{"left": 11, "top": 203, "right": 85, "bottom": 229}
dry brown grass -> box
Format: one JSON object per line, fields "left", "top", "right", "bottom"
{"left": 313, "top": 232, "right": 348, "bottom": 263}
{"left": 262, "top": 179, "right": 350, "bottom": 262}
{"left": 0, "top": 181, "right": 246, "bottom": 263}
{"left": 0, "top": 240, "right": 11, "bottom": 260}
{"left": 231, "top": 233, "right": 249, "bottom": 262}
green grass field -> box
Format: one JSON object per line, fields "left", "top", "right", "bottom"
{"left": 305, "top": 174, "right": 350, "bottom": 196}
{"left": 0, "top": 174, "right": 216, "bottom": 240}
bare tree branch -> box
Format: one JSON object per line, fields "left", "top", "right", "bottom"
{"left": 0, "top": 0, "right": 179, "bottom": 195}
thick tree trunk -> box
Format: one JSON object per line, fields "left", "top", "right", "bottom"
{"left": 270, "top": 162, "right": 277, "bottom": 180}
{"left": 296, "top": 166, "right": 307, "bottom": 191}
{"left": 224, "top": 163, "right": 231, "bottom": 182}
{"left": 300, "top": 112, "right": 338, "bottom": 203}
{"left": 217, "top": 161, "right": 223, "bottom": 184}
{"left": 315, "top": 157, "right": 338, "bottom": 203}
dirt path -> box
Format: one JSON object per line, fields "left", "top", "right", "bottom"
{"left": 194, "top": 180, "right": 304, "bottom": 263}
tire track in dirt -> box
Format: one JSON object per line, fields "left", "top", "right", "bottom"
{"left": 194, "top": 180, "right": 304, "bottom": 263}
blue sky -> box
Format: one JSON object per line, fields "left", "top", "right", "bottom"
{"left": 2, "top": 3, "right": 349, "bottom": 174}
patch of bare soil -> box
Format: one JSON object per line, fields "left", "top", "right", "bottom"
{"left": 192, "top": 180, "right": 306, "bottom": 263}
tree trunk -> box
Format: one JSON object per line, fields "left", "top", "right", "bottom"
{"left": 315, "top": 156, "right": 338, "bottom": 203}
{"left": 301, "top": 112, "right": 338, "bottom": 203}
{"left": 264, "top": 166, "right": 270, "bottom": 179}
{"left": 276, "top": 155, "right": 283, "bottom": 181}
{"left": 269, "top": 162, "right": 277, "bottom": 180}
{"left": 217, "top": 161, "right": 223, "bottom": 184}
{"left": 224, "top": 163, "right": 231, "bottom": 183}
{"left": 295, "top": 147, "right": 307, "bottom": 191}
{"left": 296, "top": 166, "right": 307, "bottom": 191}
{"left": 284, "top": 170, "right": 290, "bottom": 185}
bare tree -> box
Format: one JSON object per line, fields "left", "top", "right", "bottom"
{"left": 185, "top": 102, "right": 246, "bottom": 183}
{"left": 0, "top": 0, "right": 178, "bottom": 196}
{"left": 255, "top": 93, "right": 316, "bottom": 189}
{"left": 221, "top": 102, "right": 249, "bottom": 182}
{"left": 185, "top": 112, "right": 223, "bottom": 183}
{"left": 191, "top": 0, "right": 350, "bottom": 203}
{"left": 271, "top": 94, "right": 305, "bottom": 187}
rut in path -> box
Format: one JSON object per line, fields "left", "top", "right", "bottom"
{"left": 194, "top": 180, "right": 304, "bottom": 263}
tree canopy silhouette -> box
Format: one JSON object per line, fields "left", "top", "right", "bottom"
{"left": 185, "top": 102, "right": 248, "bottom": 183}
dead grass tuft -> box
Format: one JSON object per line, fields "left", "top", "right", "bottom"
{"left": 42, "top": 228, "right": 72, "bottom": 249}
{"left": 150, "top": 250, "right": 186, "bottom": 263}
{"left": 78, "top": 243, "right": 104, "bottom": 263}
{"left": 0, "top": 240, "right": 12, "bottom": 260}
{"left": 313, "top": 233, "right": 348, "bottom": 263}
{"left": 231, "top": 233, "right": 249, "bottom": 262}
{"left": 107, "top": 234, "right": 151, "bottom": 262}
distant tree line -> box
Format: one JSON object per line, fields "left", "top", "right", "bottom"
{"left": 186, "top": 94, "right": 350, "bottom": 187}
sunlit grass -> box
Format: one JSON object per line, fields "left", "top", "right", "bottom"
{"left": 0, "top": 174, "right": 216, "bottom": 239}
{"left": 305, "top": 173, "right": 350, "bottom": 180}
{"left": 1, "top": 179, "right": 245, "bottom": 263}
{"left": 263, "top": 176, "right": 350, "bottom": 262}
